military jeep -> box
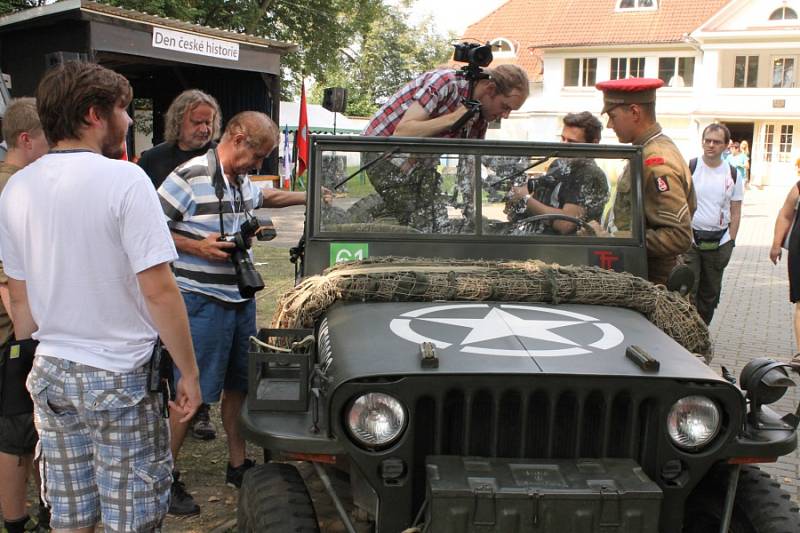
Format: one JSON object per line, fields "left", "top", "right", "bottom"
{"left": 238, "top": 135, "right": 800, "bottom": 533}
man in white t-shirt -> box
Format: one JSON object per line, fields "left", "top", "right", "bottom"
{"left": 685, "top": 123, "right": 743, "bottom": 324}
{"left": 0, "top": 62, "right": 202, "bottom": 532}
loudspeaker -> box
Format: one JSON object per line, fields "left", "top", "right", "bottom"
{"left": 322, "top": 87, "right": 347, "bottom": 114}
{"left": 45, "top": 52, "right": 90, "bottom": 69}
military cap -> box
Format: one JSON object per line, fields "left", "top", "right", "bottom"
{"left": 596, "top": 78, "right": 664, "bottom": 113}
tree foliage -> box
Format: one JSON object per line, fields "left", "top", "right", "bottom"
{"left": 0, "top": 0, "right": 452, "bottom": 112}
{"left": 313, "top": 6, "right": 453, "bottom": 116}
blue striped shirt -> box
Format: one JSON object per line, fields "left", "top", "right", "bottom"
{"left": 158, "top": 150, "right": 263, "bottom": 303}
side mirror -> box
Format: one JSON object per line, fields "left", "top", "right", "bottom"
{"left": 666, "top": 264, "right": 694, "bottom": 296}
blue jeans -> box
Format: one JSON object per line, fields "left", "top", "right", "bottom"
{"left": 175, "top": 291, "right": 255, "bottom": 404}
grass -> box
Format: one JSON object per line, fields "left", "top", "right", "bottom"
{"left": 252, "top": 244, "right": 297, "bottom": 327}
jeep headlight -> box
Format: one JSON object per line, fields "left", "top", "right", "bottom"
{"left": 667, "top": 396, "right": 721, "bottom": 451}
{"left": 346, "top": 393, "right": 407, "bottom": 449}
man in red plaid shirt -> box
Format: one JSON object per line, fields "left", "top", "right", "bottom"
{"left": 356, "top": 65, "right": 529, "bottom": 231}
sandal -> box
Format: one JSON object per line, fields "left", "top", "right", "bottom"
{"left": 789, "top": 353, "right": 800, "bottom": 369}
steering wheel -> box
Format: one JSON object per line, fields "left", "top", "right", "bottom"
{"left": 511, "top": 213, "right": 596, "bottom": 236}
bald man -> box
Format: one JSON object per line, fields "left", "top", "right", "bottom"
{"left": 157, "top": 111, "right": 305, "bottom": 515}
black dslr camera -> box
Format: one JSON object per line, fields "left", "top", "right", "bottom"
{"left": 453, "top": 42, "right": 493, "bottom": 68}
{"left": 219, "top": 217, "right": 274, "bottom": 298}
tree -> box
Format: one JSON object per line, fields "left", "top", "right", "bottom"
{"left": 0, "top": 0, "right": 46, "bottom": 14}
{"left": 312, "top": 5, "right": 453, "bottom": 116}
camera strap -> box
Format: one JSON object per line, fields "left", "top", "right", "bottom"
{"left": 209, "top": 148, "right": 241, "bottom": 235}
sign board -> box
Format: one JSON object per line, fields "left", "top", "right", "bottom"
{"left": 152, "top": 27, "right": 239, "bottom": 61}
{"left": 330, "top": 243, "right": 368, "bottom": 266}
{"left": 773, "top": 99, "right": 786, "bottom": 109}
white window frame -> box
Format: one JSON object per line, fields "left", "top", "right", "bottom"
{"left": 490, "top": 38, "right": 516, "bottom": 58}
{"left": 764, "top": 124, "right": 775, "bottom": 163}
{"left": 769, "top": 6, "right": 798, "bottom": 21}
{"left": 616, "top": 0, "right": 658, "bottom": 12}
{"left": 564, "top": 57, "right": 597, "bottom": 88}
{"left": 779, "top": 124, "right": 794, "bottom": 163}
{"left": 657, "top": 56, "right": 694, "bottom": 88}
{"left": 610, "top": 57, "right": 646, "bottom": 80}
{"left": 733, "top": 55, "right": 759, "bottom": 88}
{"left": 772, "top": 55, "right": 797, "bottom": 88}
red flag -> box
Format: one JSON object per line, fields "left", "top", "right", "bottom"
{"left": 297, "top": 80, "right": 309, "bottom": 177}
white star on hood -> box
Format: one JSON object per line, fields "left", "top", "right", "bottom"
{"left": 418, "top": 307, "right": 583, "bottom": 346}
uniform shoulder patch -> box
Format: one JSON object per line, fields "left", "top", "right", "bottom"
{"left": 655, "top": 175, "right": 670, "bottom": 193}
{"left": 645, "top": 156, "right": 665, "bottom": 167}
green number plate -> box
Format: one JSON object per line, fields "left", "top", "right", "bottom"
{"left": 330, "top": 243, "right": 369, "bottom": 266}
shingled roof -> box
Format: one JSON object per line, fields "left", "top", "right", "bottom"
{"left": 463, "top": 0, "right": 732, "bottom": 80}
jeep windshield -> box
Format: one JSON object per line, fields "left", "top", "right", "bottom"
{"left": 302, "top": 136, "right": 647, "bottom": 277}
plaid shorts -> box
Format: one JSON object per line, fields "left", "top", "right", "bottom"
{"left": 27, "top": 355, "right": 172, "bottom": 532}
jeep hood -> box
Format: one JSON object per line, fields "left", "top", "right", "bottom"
{"left": 322, "top": 301, "right": 721, "bottom": 385}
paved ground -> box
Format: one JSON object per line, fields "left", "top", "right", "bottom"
{"left": 708, "top": 184, "right": 800, "bottom": 499}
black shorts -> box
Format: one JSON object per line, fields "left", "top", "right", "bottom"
{"left": 0, "top": 412, "right": 37, "bottom": 455}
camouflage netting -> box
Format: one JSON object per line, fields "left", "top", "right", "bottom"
{"left": 271, "top": 257, "right": 711, "bottom": 357}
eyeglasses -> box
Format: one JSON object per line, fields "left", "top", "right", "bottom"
{"left": 702, "top": 139, "right": 725, "bottom": 146}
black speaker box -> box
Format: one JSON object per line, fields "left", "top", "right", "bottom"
{"left": 322, "top": 87, "right": 347, "bottom": 114}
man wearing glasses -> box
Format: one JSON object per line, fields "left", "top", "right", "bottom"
{"left": 684, "top": 124, "right": 742, "bottom": 324}
{"left": 595, "top": 78, "right": 696, "bottom": 285}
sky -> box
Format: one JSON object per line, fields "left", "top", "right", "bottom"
{"left": 404, "top": 0, "right": 508, "bottom": 35}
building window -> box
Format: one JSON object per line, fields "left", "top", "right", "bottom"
{"left": 734, "top": 56, "right": 759, "bottom": 88}
{"left": 490, "top": 38, "right": 515, "bottom": 57}
{"left": 657, "top": 57, "right": 694, "bottom": 87}
{"left": 772, "top": 57, "right": 796, "bottom": 87}
{"left": 764, "top": 124, "right": 775, "bottom": 163}
{"left": 770, "top": 7, "right": 798, "bottom": 20}
{"left": 610, "top": 57, "right": 645, "bottom": 79}
{"left": 779, "top": 125, "right": 794, "bottom": 162}
{"left": 564, "top": 58, "right": 597, "bottom": 87}
{"left": 618, "top": 0, "right": 657, "bottom": 9}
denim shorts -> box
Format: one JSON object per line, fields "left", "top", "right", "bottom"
{"left": 174, "top": 291, "right": 255, "bottom": 404}
{"left": 26, "top": 355, "right": 171, "bottom": 532}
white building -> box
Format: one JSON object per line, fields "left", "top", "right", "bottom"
{"left": 465, "top": 0, "right": 800, "bottom": 187}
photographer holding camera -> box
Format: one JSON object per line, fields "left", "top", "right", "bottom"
{"left": 358, "top": 46, "right": 529, "bottom": 231}
{"left": 157, "top": 111, "right": 305, "bottom": 515}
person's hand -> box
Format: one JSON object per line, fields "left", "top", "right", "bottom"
{"left": 197, "top": 232, "right": 235, "bottom": 262}
{"left": 321, "top": 187, "right": 334, "bottom": 205}
{"left": 770, "top": 244, "right": 783, "bottom": 264}
{"left": 510, "top": 185, "right": 528, "bottom": 202}
{"left": 586, "top": 220, "right": 609, "bottom": 237}
{"left": 170, "top": 375, "right": 202, "bottom": 423}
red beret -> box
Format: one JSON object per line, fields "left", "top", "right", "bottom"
{"left": 596, "top": 78, "right": 664, "bottom": 112}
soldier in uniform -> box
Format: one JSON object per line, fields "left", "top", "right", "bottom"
{"left": 594, "top": 78, "right": 695, "bottom": 285}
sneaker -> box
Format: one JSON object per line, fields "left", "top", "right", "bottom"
{"left": 225, "top": 458, "right": 255, "bottom": 488}
{"left": 169, "top": 471, "right": 200, "bottom": 516}
{"left": 190, "top": 403, "right": 216, "bottom": 440}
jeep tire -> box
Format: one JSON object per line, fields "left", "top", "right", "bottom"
{"left": 237, "top": 463, "right": 320, "bottom": 533}
{"left": 684, "top": 465, "right": 800, "bottom": 532}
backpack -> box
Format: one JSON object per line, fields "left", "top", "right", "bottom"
{"left": 689, "top": 157, "right": 737, "bottom": 183}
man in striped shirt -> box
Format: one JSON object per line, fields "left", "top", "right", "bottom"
{"left": 359, "top": 65, "right": 529, "bottom": 230}
{"left": 158, "top": 111, "right": 305, "bottom": 515}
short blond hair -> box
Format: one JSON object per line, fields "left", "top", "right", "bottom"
{"left": 3, "top": 97, "right": 42, "bottom": 148}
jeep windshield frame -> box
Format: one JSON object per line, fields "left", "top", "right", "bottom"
{"left": 302, "top": 135, "right": 646, "bottom": 277}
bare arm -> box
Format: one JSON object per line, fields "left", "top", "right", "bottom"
{"left": 7, "top": 278, "right": 36, "bottom": 339}
{"left": 729, "top": 200, "right": 742, "bottom": 241}
{"left": 770, "top": 186, "right": 799, "bottom": 264}
{"left": 260, "top": 189, "right": 306, "bottom": 208}
{"left": 511, "top": 185, "right": 584, "bottom": 234}
{"left": 172, "top": 232, "right": 233, "bottom": 262}
{"left": 0, "top": 284, "right": 11, "bottom": 324}
{"left": 393, "top": 101, "right": 470, "bottom": 138}
{"left": 137, "top": 262, "right": 201, "bottom": 422}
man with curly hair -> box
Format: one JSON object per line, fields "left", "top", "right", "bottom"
{"left": 138, "top": 89, "right": 221, "bottom": 189}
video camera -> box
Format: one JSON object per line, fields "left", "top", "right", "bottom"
{"left": 218, "top": 217, "right": 275, "bottom": 298}
{"left": 453, "top": 42, "right": 493, "bottom": 68}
